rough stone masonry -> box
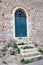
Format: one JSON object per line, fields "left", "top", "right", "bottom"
{"left": 0, "top": 0, "right": 43, "bottom": 49}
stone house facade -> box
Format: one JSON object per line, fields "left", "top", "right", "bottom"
{"left": 0, "top": 0, "right": 43, "bottom": 49}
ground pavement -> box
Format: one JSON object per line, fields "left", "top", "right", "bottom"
{"left": 25, "top": 59, "right": 43, "bottom": 65}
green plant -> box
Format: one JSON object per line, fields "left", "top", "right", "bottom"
{"left": 38, "top": 50, "right": 43, "bottom": 54}
{"left": 22, "top": 46, "right": 33, "bottom": 49}
{"left": 13, "top": 43, "right": 17, "bottom": 48}
{"left": 13, "top": 43, "right": 20, "bottom": 54}
{"left": 18, "top": 43, "right": 24, "bottom": 45}
{"left": 21, "top": 58, "right": 24, "bottom": 62}
{"left": 29, "top": 46, "right": 33, "bottom": 48}
{"left": 23, "top": 60, "right": 29, "bottom": 64}
{"left": 21, "top": 58, "right": 31, "bottom": 64}
{"left": 23, "top": 46, "right": 28, "bottom": 49}
{"left": 17, "top": 48, "right": 20, "bottom": 54}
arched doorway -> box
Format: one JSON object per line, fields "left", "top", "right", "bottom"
{"left": 15, "top": 8, "right": 27, "bottom": 37}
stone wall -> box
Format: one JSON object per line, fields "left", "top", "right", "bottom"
{"left": 0, "top": 0, "right": 43, "bottom": 49}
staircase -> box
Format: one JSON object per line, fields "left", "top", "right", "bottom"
{"left": 17, "top": 42, "right": 42, "bottom": 61}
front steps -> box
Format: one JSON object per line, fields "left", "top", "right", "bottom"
{"left": 17, "top": 43, "right": 42, "bottom": 61}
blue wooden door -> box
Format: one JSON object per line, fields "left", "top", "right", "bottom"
{"left": 15, "top": 16, "right": 27, "bottom": 37}
{"left": 15, "top": 8, "right": 27, "bottom": 37}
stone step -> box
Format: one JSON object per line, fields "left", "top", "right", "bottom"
{"left": 17, "top": 42, "right": 42, "bottom": 61}
{"left": 17, "top": 44, "right": 35, "bottom": 48}
{"left": 23, "top": 55, "right": 42, "bottom": 60}
{"left": 23, "top": 53, "right": 39, "bottom": 57}
{"left": 20, "top": 48, "right": 38, "bottom": 52}
{"left": 15, "top": 38, "right": 29, "bottom": 44}
{"left": 20, "top": 51, "right": 40, "bottom": 56}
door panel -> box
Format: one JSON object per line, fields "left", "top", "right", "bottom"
{"left": 15, "top": 16, "right": 27, "bottom": 37}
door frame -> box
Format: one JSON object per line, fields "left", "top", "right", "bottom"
{"left": 12, "top": 6, "right": 29, "bottom": 38}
